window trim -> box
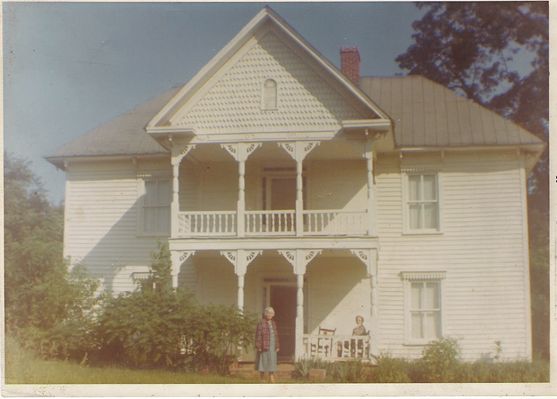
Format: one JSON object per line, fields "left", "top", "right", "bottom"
{"left": 137, "top": 176, "right": 171, "bottom": 237}
{"left": 402, "top": 171, "right": 442, "bottom": 235}
{"left": 401, "top": 271, "right": 446, "bottom": 345}
{"left": 261, "top": 78, "right": 278, "bottom": 111}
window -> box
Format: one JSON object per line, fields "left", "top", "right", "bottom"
{"left": 405, "top": 173, "right": 440, "bottom": 232}
{"left": 401, "top": 272, "right": 445, "bottom": 344}
{"left": 262, "top": 79, "right": 277, "bottom": 110}
{"left": 140, "top": 178, "right": 171, "bottom": 235}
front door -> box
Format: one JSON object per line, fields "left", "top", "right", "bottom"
{"left": 269, "top": 285, "right": 297, "bottom": 361}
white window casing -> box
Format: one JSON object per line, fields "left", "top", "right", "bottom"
{"left": 137, "top": 176, "right": 171, "bottom": 237}
{"left": 262, "top": 78, "right": 278, "bottom": 110}
{"left": 401, "top": 271, "right": 446, "bottom": 345}
{"left": 401, "top": 170, "right": 442, "bottom": 234}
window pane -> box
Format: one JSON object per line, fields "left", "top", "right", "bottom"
{"left": 423, "top": 203, "right": 438, "bottom": 229}
{"left": 408, "top": 175, "right": 421, "bottom": 201}
{"left": 263, "top": 79, "right": 277, "bottom": 109}
{"left": 424, "top": 282, "right": 440, "bottom": 308}
{"left": 423, "top": 175, "right": 437, "bottom": 200}
{"left": 424, "top": 312, "right": 441, "bottom": 339}
{"left": 143, "top": 179, "right": 171, "bottom": 235}
{"left": 409, "top": 204, "right": 422, "bottom": 229}
{"left": 411, "top": 283, "right": 422, "bottom": 309}
{"left": 144, "top": 181, "right": 157, "bottom": 206}
{"left": 144, "top": 209, "right": 156, "bottom": 233}
{"left": 411, "top": 312, "right": 423, "bottom": 339}
{"left": 158, "top": 180, "right": 171, "bottom": 205}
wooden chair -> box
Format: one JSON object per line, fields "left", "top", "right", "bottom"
{"left": 317, "top": 326, "right": 336, "bottom": 357}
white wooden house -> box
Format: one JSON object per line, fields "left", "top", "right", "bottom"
{"left": 47, "top": 8, "right": 544, "bottom": 362}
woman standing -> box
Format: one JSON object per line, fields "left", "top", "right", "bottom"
{"left": 255, "top": 307, "right": 280, "bottom": 383}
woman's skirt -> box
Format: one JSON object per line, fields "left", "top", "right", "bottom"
{"left": 256, "top": 329, "right": 277, "bottom": 372}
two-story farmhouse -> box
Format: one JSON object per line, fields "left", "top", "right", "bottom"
{"left": 47, "top": 8, "right": 544, "bottom": 362}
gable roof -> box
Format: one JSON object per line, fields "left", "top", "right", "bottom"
{"left": 147, "top": 6, "right": 389, "bottom": 130}
{"left": 46, "top": 87, "right": 177, "bottom": 166}
{"left": 360, "top": 75, "right": 544, "bottom": 148}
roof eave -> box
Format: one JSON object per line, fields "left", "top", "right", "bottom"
{"left": 45, "top": 152, "right": 169, "bottom": 171}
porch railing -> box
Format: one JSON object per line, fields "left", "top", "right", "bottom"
{"left": 245, "top": 210, "right": 296, "bottom": 236}
{"left": 303, "top": 210, "right": 367, "bottom": 235}
{"left": 175, "top": 209, "right": 368, "bottom": 237}
{"left": 177, "top": 211, "right": 237, "bottom": 237}
{"left": 302, "top": 334, "right": 371, "bottom": 360}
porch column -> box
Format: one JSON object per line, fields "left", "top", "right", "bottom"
{"left": 278, "top": 249, "right": 322, "bottom": 359}
{"left": 277, "top": 142, "right": 320, "bottom": 236}
{"left": 364, "top": 136, "right": 377, "bottom": 236}
{"left": 170, "top": 250, "right": 196, "bottom": 288}
{"left": 221, "top": 143, "right": 262, "bottom": 237}
{"left": 170, "top": 144, "right": 196, "bottom": 238}
{"left": 221, "top": 250, "right": 262, "bottom": 312}
{"left": 295, "top": 158, "right": 304, "bottom": 237}
{"left": 350, "top": 249, "right": 379, "bottom": 358}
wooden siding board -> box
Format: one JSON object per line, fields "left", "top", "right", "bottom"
{"left": 376, "top": 152, "right": 529, "bottom": 359}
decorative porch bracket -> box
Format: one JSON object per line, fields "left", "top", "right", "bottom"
{"left": 350, "top": 248, "right": 379, "bottom": 359}
{"left": 170, "top": 144, "right": 196, "bottom": 237}
{"left": 220, "top": 143, "right": 262, "bottom": 237}
{"left": 220, "top": 249, "right": 262, "bottom": 311}
{"left": 277, "top": 142, "right": 320, "bottom": 236}
{"left": 278, "top": 249, "right": 322, "bottom": 359}
{"left": 170, "top": 250, "right": 196, "bottom": 288}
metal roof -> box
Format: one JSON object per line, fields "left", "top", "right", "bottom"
{"left": 359, "top": 75, "right": 543, "bottom": 148}
{"left": 47, "top": 87, "right": 179, "bottom": 160}
{"left": 47, "top": 75, "right": 543, "bottom": 163}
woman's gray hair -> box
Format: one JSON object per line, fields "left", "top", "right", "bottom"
{"left": 263, "top": 306, "right": 275, "bottom": 315}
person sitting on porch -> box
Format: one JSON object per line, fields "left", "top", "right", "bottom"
{"left": 341, "top": 315, "right": 368, "bottom": 358}
{"left": 352, "top": 315, "right": 367, "bottom": 336}
{"left": 255, "top": 307, "right": 280, "bottom": 383}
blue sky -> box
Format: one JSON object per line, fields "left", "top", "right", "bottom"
{"left": 3, "top": 2, "right": 426, "bottom": 204}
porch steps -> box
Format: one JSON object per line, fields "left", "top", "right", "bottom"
{"left": 229, "top": 362, "right": 296, "bottom": 381}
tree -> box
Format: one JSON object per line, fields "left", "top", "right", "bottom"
{"left": 4, "top": 153, "right": 98, "bottom": 333}
{"left": 396, "top": 2, "right": 549, "bottom": 359}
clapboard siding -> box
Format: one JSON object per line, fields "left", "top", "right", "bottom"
{"left": 62, "top": 149, "right": 530, "bottom": 361}
{"left": 65, "top": 159, "right": 171, "bottom": 294}
{"left": 308, "top": 160, "right": 367, "bottom": 210}
{"left": 375, "top": 151, "right": 529, "bottom": 360}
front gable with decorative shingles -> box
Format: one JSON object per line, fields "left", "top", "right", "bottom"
{"left": 172, "top": 30, "right": 369, "bottom": 135}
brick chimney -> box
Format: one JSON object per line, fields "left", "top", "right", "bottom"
{"left": 340, "top": 47, "right": 360, "bottom": 85}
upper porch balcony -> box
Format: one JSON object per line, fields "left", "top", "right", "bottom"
{"left": 176, "top": 209, "right": 368, "bottom": 237}
{"left": 169, "top": 139, "right": 378, "bottom": 239}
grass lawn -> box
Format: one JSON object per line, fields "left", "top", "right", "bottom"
{"left": 5, "top": 339, "right": 258, "bottom": 384}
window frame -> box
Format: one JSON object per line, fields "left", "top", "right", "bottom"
{"left": 402, "top": 171, "right": 442, "bottom": 234}
{"left": 261, "top": 78, "right": 278, "bottom": 111}
{"left": 137, "top": 176, "right": 171, "bottom": 237}
{"left": 401, "top": 272, "right": 446, "bottom": 345}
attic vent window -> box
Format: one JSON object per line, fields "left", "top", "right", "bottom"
{"left": 262, "top": 79, "right": 277, "bottom": 110}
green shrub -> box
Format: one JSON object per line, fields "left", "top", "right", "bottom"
{"left": 293, "top": 358, "right": 329, "bottom": 379}
{"left": 370, "top": 355, "right": 412, "bottom": 383}
{"left": 94, "top": 243, "right": 257, "bottom": 374}
{"left": 326, "top": 359, "right": 368, "bottom": 383}
{"left": 14, "top": 264, "right": 100, "bottom": 363}
{"left": 414, "top": 338, "right": 460, "bottom": 382}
